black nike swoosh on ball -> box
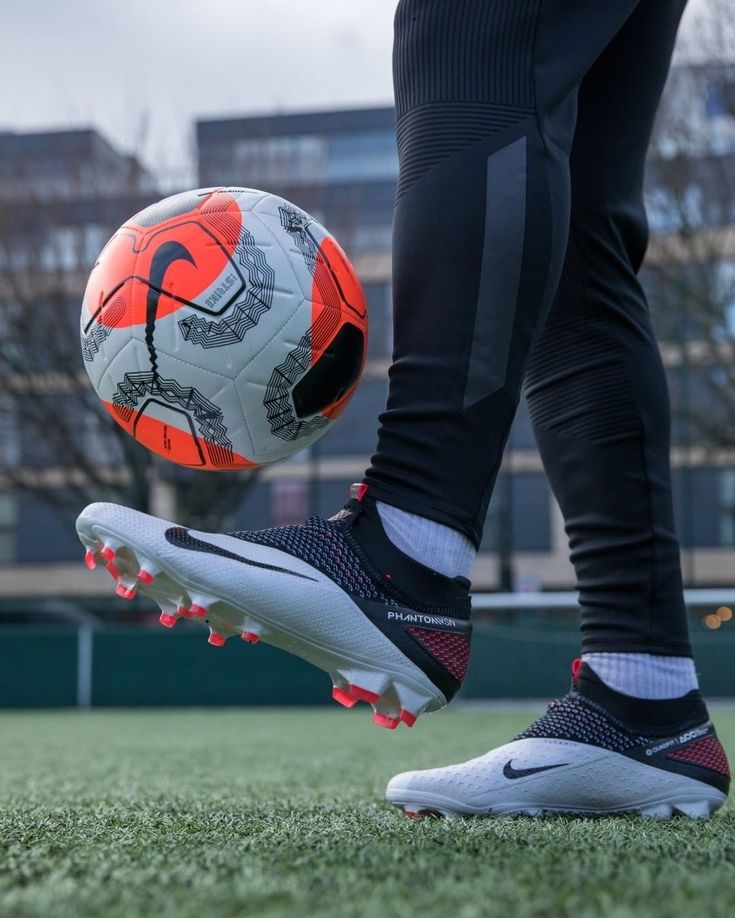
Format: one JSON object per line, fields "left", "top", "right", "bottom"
{"left": 145, "top": 241, "right": 196, "bottom": 375}
{"left": 502, "top": 760, "right": 568, "bottom": 780}
{"left": 164, "top": 527, "right": 318, "bottom": 581}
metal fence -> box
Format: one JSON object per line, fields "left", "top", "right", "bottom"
{"left": 1, "top": 590, "right": 734, "bottom": 707}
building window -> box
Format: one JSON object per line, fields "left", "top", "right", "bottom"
{"left": 480, "top": 473, "right": 551, "bottom": 554}
{"left": 0, "top": 493, "right": 16, "bottom": 563}
{"left": 705, "top": 81, "right": 735, "bottom": 119}
{"left": 81, "top": 408, "right": 123, "bottom": 467}
{"left": 364, "top": 282, "right": 392, "bottom": 358}
{"left": 720, "top": 470, "right": 735, "bottom": 547}
{"left": 352, "top": 224, "right": 393, "bottom": 252}
{"left": 0, "top": 398, "right": 20, "bottom": 467}
{"left": 327, "top": 131, "right": 398, "bottom": 183}
{"left": 317, "top": 378, "right": 386, "bottom": 457}
{"left": 271, "top": 480, "right": 308, "bottom": 527}
{"left": 232, "top": 135, "right": 327, "bottom": 186}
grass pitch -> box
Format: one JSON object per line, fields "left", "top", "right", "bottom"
{"left": 1, "top": 707, "right": 735, "bottom": 918}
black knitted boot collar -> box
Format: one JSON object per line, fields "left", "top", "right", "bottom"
{"left": 574, "top": 661, "right": 709, "bottom": 737}
{"left": 333, "top": 491, "right": 471, "bottom": 618}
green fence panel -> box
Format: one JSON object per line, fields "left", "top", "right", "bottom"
{"left": 462, "top": 623, "right": 575, "bottom": 699}
{"left": 91, "top": 628, "right": 330, "bottom": 706}
{"left": 0, "top": 629, "right": 78, "bottom": 707}
{"left": 1, "top": 622, "right": 734, "bottom": 707}
{"left": 462, "top": 622, "right": 735, "bottom": 698}
{"left": 690, "top": 631, "right": 735, "bottom": 697}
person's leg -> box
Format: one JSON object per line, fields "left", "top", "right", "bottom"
{"left": 386, "top": 0, "right": 730, "bottom": 817}
{"left": 365, "top": 0, "right": 641, "bottom": 549}
{"left": 77, "top": 0, "right": 647, "bottom": 730}
{"left": 524, "top": 0, "right": 694, "bottom": 692}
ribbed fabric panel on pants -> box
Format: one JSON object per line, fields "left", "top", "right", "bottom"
{"left": 395, "top": 101, "right": 534, "bottom": 200}
{"left": 393, "top": 0, "right": 538, "bottom": 198}
{"left": 365, "top": 0, "right": 692, "bottom": 655}
{"left": 393, "top": 0, "right": 539, "bottom": 111}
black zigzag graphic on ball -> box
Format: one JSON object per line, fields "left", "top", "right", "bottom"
{"left": 264, "top": 205, "right": 330, "bottom": 442}
{"left": 81, "top": 321, "right": 113, "bottom": 362}
{"left": 279, "top": 203, "right": 366, "bottom": 323}
{"left": 81, "top": 296, "right": 126, "bottom": 362}
{"left": 177, "top": 224, "right": 275, "bottom": 348}
{"left": 112, "top": 372, "right": 235, "bottom": 464}
{"left": 263, "top": 296, "right": 342, "bottom": 445}
{"left": 279, "top": 205, "right": 319, "bottom": 275}
{"left": 264, "top": 329, "right": 330, "bottom": 442}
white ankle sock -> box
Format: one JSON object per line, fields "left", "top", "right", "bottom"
{"left": 582, "top": 652, "right": 699, "bottom": 700}
{"left": 376, "top": 502, "right": 476, "bottom": 579}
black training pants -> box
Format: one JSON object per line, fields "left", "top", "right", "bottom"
{"left": 365, "top": 0, "right": 691, "bottom": 655}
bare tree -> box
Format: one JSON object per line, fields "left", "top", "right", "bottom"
{"left": 0, "top": 188, "right": 153, "bottom": 514}
{"left": 0, "top": 142, "right": 258, "bottom": 531}
{"left": 646, "top": 0, "right": 735, "bottom": 449}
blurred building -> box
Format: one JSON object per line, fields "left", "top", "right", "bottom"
{"left": 0, "top": 128, "right": 155, "bottom": 202}
{"left": 1, "top": 61, "right": 735, "bottom": 604}
{"left": 0, "top": 128, "right": 158, "bottom": 607}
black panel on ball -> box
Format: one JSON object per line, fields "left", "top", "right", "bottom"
{"left": 292, "top": 324, "right": 365, "bottom": 418}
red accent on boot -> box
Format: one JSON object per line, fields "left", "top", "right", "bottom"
{"left": 350, "top": 482, "right": 368, "bottom": 502}
{"left": 408, "top": 627, "right": 470, "bottom": 683}
{"left": 373, "top": 712, "right": 400, "bottom": 729}
{"left": 115, "top": 583, "right": 136, "bottom": 601}
{"left": 348, "top": 684, "right": 380, "bottom": 704}
{"left": 332, "top": 687, "right": 358, "bottom": 708}
{"left": 668, "top": 737, "right": 730, "bottom": 776}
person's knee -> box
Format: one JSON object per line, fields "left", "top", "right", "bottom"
{"left": 569, "top": 184, "right": 649, "bottom": 271}
{"left": 526, "top": 318, "right": 645, "bottom": 446}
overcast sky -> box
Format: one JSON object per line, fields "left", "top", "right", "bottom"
{"left": 0, "top": 0, "right": 710, "bottom": 185}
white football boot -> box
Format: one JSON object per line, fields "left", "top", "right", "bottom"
{"left": 76, "top": 485, "right": 472, "bottom": 729}
{"left": 387, "top": 661, "right": 730, "bottom": 818}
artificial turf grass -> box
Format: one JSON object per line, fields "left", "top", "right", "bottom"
{"left": 1, "top": 707, "right": 735, "bottom": 918}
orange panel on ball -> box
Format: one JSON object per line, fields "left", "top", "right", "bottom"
{"left": 318, "top": 236, "right": 368, "bottom": 326}
{"left": 102, "top": 401, "right": 258, "bottom": 470}
{"left": 310, "top": 235, "right": 368, "bottom": 418}
{"left": 84, "top": 192, "right": 243, "bottom": 330}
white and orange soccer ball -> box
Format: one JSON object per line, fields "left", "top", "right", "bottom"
{"left": 80, "top": 187, "right": 368, "bottom": 469}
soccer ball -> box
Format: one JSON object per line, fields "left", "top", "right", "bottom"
{"left": 80, "top": 187, "right": 368, "bottom": 469}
